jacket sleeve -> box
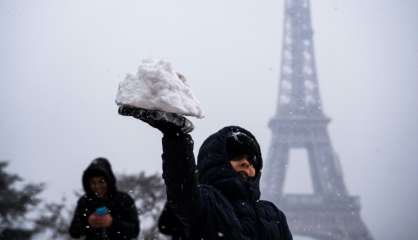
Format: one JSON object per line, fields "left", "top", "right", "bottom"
{"left": 69, "top": 198, "right": 88, "bottom": 238}
{"left": 161, "top": 132, "right": 197, "bottom": 231}
{"left": 276, "top": 208, "right": 293, "bottom": 240}
{"left": 110, "top": 194, "right": 140, "bottom": 238}
{"left": 283, "top": 214, "right": 293, "bottom": 240}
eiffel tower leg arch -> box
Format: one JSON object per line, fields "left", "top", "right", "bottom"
{"left": 306, "top": 143, "right": 324, "bottom": 194}
{"left": 262, "top": 139, "right": 289, "bottom": 200}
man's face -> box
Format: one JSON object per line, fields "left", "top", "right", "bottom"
{"left": 89, "top": 176, "right": 107, "bottom": 198}
{"left": 229, "top": 156, "right": 256, "bottom": 179}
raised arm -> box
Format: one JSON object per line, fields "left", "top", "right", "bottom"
{"left": 118, "top": 106, "right": 198, "bottom": 231}
{"left": 161, "top": 132, "right": 197, "bottom": 226}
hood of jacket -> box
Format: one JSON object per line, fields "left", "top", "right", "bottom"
{"left": 197, "top": 126, "right": 263, "bottom": 201}
{"left": 82, "top": 157, "right": 117, "bottom": 198}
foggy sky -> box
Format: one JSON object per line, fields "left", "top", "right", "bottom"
{"left": 1, "top": 0, "right": 417, "bottom": 239}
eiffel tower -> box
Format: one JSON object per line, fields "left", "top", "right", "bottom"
{"left": 262, "top": 0, "right": 374, "bottom": 239}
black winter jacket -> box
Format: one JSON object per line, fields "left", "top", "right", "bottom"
{"left": 69, "top": 158, "right": 140, "bottom": 240}
{"left": 159, "top": 126, "right": 292, "bottom": 240}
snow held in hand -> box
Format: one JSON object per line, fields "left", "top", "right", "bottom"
{"left": 115, "top": 59, "right": 204, "bottom": 118}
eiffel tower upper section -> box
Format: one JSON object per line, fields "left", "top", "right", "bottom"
{"left": 265, "top": 0, "right": 349, "bottom": 199}
{"left": 276, "top": 0, "right": 325, "bottom": 119}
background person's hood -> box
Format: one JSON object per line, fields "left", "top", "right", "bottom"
{"left": 82, "top": 157, "right": 117, "bottom": 198}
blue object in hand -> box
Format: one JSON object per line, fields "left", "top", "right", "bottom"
{"left": 95, "top": 206, "right": 108, "bottom": 216}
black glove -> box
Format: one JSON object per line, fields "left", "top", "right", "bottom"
{"left": 118, "top": 105, "right": 194, "bottom": 134}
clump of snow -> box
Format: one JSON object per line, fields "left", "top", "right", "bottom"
{"left": 115, "top": 59, "right": 204, "bottom": 118}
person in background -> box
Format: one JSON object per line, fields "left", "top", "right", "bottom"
{"left": 69, "top": 157, "right": 140, "bottom": 240}
{"left": 119, "top": 106, "right": 292, "bottom": 240}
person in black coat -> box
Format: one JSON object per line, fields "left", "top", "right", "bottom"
{"left": 119, "top": 106, "right": 292, "bottom": 240}
{"left": 69, "top": 157, "right": 140, "bottom": 240}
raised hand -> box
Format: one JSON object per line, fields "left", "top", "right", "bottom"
{"left": 118, "top": 105, "right": 194, "bottom": 134}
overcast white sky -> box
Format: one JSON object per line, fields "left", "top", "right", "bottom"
{"left": 1, "top": 0, "right": 417, "bottom": 239}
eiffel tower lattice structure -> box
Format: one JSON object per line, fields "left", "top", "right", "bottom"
{"left": 262, "top": 0, "right": 374, "bottom": 239}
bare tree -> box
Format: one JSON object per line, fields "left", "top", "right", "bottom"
{"left": 117, "top": 172, "right": 168, "bottom": 240}
{"left": 0, "top": 161, "right": 44, "bottom": 240}
{"left": 34, "top": 197, "right": 74, "bottom": 240}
